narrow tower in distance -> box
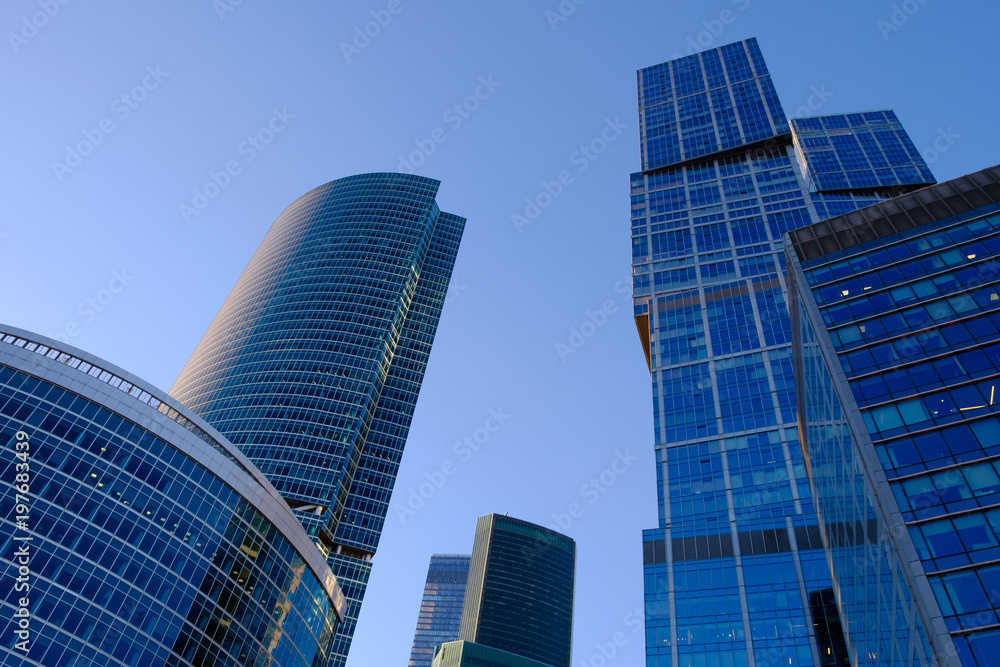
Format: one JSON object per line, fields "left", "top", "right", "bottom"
{"left": 170, "top": 172, "right": 465, "bottom": 667}
{"left": 630, "top": 38, "right": 934, "bottom": 666}
{"left": 408, "top": 554, "right": 471, "bottom": 667}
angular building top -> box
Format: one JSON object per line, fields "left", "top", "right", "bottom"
{"left": 458, "top": 514, "right": 575, "bottom": 667}
{"left": 0, "top": 325, "right": 344, "bottom": 666}
{"left": 170, "top": 172, "right": 465, "bottom": 666}
{"left": 637, "top": 37, "right": 789, "bottom": 171}
{"left": 790, "top": 111, "right": 935, "bottom": 193}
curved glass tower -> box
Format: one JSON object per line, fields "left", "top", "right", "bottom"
{"left": 0, "top": 325, "right": 345, "bottom": 667}
{"left": 170, "top": 173, "right": 465, "bottom": 665}
{"left": 458, "top": 514, "right": 575, "bottom": 667}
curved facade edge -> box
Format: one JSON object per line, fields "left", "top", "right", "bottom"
{"left": 0, "top": 323, "right": 346, "bottom": 620}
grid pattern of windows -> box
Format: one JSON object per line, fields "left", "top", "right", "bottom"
{"left": 0, "top": 350, "right": 340, "bottom": 667}
{"left": 637, "top": 38, "right": 789, "bottom": 171}
{"left": 632, "top": 39, "right": 937, "bottom": 667}
{"left": 792, "top": 113, "right": 935, "bottom": 194}
{"left": 659, "top": 364, "right": 717, "bottom": 444}
{"left": 655, "top": 292, "right": 707, "bottom": 366}
{"left": 169, "top": 173, "right": 465, "bottom": 667}
{"left": 715, "top": 354, "right": 775, "bottom": 433}
{"left": 793, "top": 172, "right": 1000, "bottom": 664}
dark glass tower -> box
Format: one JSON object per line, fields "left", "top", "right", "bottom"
{"left": 630, "top": 39, "right": 934, "bottom": 666}
{"left": 0, "top": 325, "right": 345, "bottom": 667}
{"left": 457, "top": 514, "right": 575, "bottom": 667}
{"left": 170, "top": 173, "right": 465, "bottom": 666}
{"left": 788, "top": 165, "right": 1000, "bottom": 666}
{"left": 408, "top": 554, "right": 471, "bottom": 667}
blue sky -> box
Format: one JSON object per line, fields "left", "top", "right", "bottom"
{"left": 2, "top": 1, "right": 998, "bottom": 665}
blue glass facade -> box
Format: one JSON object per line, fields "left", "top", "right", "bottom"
{"left": 459, "top": 514, "right": 575, "bottom": 667}
{"left": 408, "top": 554, "right": 470, "bottom": 667}
{"left": 0, "top": 326, "right": 344, "bottom": 667}
{"left": 792, "top": 112, "right": 934, "bottom": 194}
{"left": 170, "top": 173, "right": 465, "bottom": 666}
{"left": 788, "top": 166, "right": 1000, "bottom": 665}
{"left": 631, "top": 39, "right": 935, "bottom": 666}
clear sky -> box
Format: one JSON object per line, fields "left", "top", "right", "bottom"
{"left": 2, "top": 1, "right": 998, "bottom": 665}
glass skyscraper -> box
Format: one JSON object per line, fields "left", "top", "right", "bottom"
{"left": 456, "top": 513, "right": 575, "bottom": 667}
{"left": 170, "top": 173, "right": 465, "bottom": 666}
{"left": 408, "top": 554, "right": 471, "bottom": 667}
{"left": 630, "top": 38, "right": 934, "bottom": 666}
{"left": 0, "top": 325, "right": 345, "bottom": 667}
{"left": 788, "top": 165, "right": 1000, "bottom": 666}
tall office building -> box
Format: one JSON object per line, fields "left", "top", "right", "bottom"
{"left": 0, "top": 325, "right": 345, "bottom": 667}
{"left": 630, "top": 38, "right": 934, "bottom": 666}
{"left": 455, "top": 513, "right": 575, "bottom": 667}
{"left": 408, "top": 554, "right": 471, "bottom": 667}
{"left": 788, "top": 165, "right": 1000, "bottom": 666}
{"left": 170, "top": 173, "right": 465, "bottom": 666}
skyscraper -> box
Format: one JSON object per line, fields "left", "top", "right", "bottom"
{"left": 408, "top": 554, "right": 471, "bottom": 667}
{"left": 170, "top": 173, "right": 465, "bottom": 666}
{"left": 456, "top": 513, "right": 575, "bottom": 667}
{"left": 0, "top": 325, "right": 345, "bottom": 667}
{"left": 630, "top": 38, "right": 933, "bottom": 666}
{"left": 788, "top": 165, "right": 1000, "bottom": 666}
